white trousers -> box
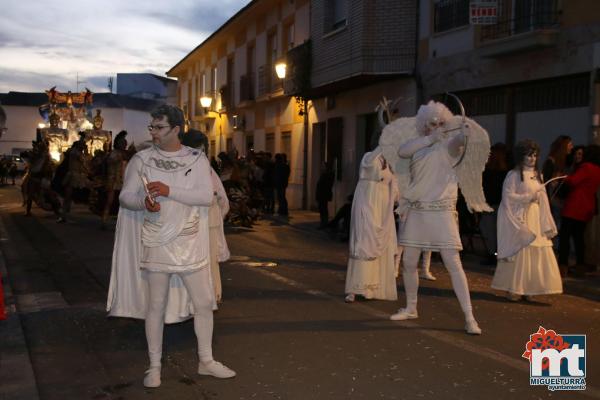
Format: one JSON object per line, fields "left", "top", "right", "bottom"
{"left": 146, "top": 268, "right": 214, "bottom": 367}
{"left": 401, "top": 247, "right": 474, "bottom": 320}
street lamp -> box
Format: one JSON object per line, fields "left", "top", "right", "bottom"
{"left": 200, "top": 95, "right": 226, "bottom": 152}
{"left": 275, "top": 62, "right": 287, "bottom": 80}
{"left": 200, "top": 96, "right": 213, "bottom": 109}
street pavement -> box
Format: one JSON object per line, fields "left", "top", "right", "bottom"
{"left": 0, "top": 182, "right": 599, "bottom": 400}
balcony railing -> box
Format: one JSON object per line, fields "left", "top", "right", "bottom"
{"left": 480, "top": 0, "right": 559, "bottom": 42}
{"left": 283, "top": 40, "right": 311, "bottom": 96}
{"left": 239, "top": 73, "right": 255, "bottom": 102}
{"left": 257, "top": 63, "right": 283, "bottom": 97}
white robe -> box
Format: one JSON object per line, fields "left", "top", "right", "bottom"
{"left": 209, "top": 168, "right": 230, "bottom": 301}
{"left": 492, "top": 169, "right": 562, "bottom": 295}
{"left": 345, "top": 151, "right": 398, "bottom": 300}
{"left": 106, "top": 146, "right": 216, "bottom": 323}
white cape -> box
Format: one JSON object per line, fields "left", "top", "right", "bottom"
{"left": 106, "top": 207, "right": 195, "bottom": 324}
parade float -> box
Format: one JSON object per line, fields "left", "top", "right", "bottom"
{"left": 38, "top": 87, "right": 111, "bottom": 161}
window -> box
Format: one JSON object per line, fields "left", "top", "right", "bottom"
{"left": 283, "top": 22, "right": 295, "bottom": 52}
{"left": 211, "top": 67, "right": 218, "bottom": 95}
{"left": 268, "top": 31, "right": 278, "bottom": 65}
{"left": 434, "top": 0, "right": 469, "bottom": 33}
{"left": 326, "top": 0, "right": 347, "bottom": 32}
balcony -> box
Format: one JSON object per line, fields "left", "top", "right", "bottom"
{"left": 257, "top": 63, "right": 283, "bottom": 98}
{"left": 479, "top": 0, "right": 560, "bottom": 57}
{"left": 283, "top": 40, "right": 311, "bottom": 97}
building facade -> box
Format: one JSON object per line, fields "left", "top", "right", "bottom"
{"left": 418, "top": 0, "right": 600, "bottom": 156}
{"left": 168, "top": 0, "right": 311, "bottom": 209}
{"left": 168, "top": 0, "right": 419, "bottom": 210}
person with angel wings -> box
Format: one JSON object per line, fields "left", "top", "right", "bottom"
{"left": 379, "top": 99, "right": 492, "bottom": 335}
{"left": 492, "top": 139, "right": 563, "bottom": 301}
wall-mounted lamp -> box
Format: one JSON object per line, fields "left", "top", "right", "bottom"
{"left": 275, "top": 62, "right": 287, "bottom": 79}
{"left": 200, "top": 96, "right": 213, "bottom": 109}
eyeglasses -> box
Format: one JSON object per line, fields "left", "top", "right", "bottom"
{"left": 148, "top": 124, "right": 171, "bottom": 132}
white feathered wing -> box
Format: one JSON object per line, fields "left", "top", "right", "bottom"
{"left": 447, "top": 115, "right": 493, "bottom": 213}
{"left": 378, "top": 116, "right": 418, "bottom": 194}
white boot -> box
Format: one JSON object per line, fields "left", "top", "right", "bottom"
{"left": 143, "top": 366, "right": 161, "bottom": 388}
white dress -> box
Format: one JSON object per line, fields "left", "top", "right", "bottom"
{"left": 345, "top": 151, "right": 398, "bottom": 300}
{"left": 492, "top": 169, "right": 563, "bottom": 296}
{"left": 397, "top": 139, "right": 462, "bottom": 250}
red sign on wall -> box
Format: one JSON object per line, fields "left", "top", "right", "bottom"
{"left": 470, "top": 1, "right": 498, "bottom": 25}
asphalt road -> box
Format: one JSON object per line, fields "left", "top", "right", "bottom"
{"left": 0, "top": 183, "right": 598, "bottom": 400}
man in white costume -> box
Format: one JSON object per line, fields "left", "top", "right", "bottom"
{"left": 388, "top": 101, "right": 483, "bottom": 335}
{"left": 106, "top": 105, "right": 235, "bottom": 388}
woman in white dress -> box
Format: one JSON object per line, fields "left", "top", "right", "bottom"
{"left": 345, "top": 147, "right": 399, "bottom": 302}
{"left": 492, "top": 139, "right": 563, "bottom": 301}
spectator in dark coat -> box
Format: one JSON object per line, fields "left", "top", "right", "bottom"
{"left": 273, "top": 153, "right": 290, "bottom": 216}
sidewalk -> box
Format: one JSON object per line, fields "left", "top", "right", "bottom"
{"left": 265, "top": 209, "right": 600, "bottom": 301}
{"left": 0, "top": 246, "right": 40, "bottom": 400}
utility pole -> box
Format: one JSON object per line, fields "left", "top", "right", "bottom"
{"left": 76, "top": 73, "right": 86, "bottom": 92}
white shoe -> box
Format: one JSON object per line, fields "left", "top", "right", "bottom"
{"left": 143, "top": 366, "right": 161, "bottom": 388}
{"left": 389, "top": 308, "right": 418, "bottom": 321}
{"left": 419, "top": 272, "right": 437, "bottom": 281}
{"left": 344, "top": 293, "right": 355, "bottom": 303}
{"left": 198, "top": 360, "right": 236, "bottom": 379}
{"left": 465, "top": 318, "right": 482, "bottom": 335}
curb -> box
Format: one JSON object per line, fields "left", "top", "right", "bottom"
{"left": 0, "top": 224, "right": 41, "bottom": 400}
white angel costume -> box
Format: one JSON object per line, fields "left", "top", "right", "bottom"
{"left": 345, "top": 149, "right": 399, "bottom": 300}
{"left": 209, "top": 168, "right": 231, "bottom": 302}
{"left": 492, "top": 169, "right": 563, "bottom": 296}
{"left": 379, "top": 100, "right": 491, "bottom": 334}
{"left": 106, "top": 145, "right": 219, "bottom": 374}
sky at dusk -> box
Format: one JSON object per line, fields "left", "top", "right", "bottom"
{"left": 0, "top": 0, "right": 250, "bottom": 93}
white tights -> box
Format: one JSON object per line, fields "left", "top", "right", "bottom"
{"left": 146, "top": 268, "right": 214, "bottom": 367}
{"left": 396, "top": 246, "right": 432, "bottom": 275}
{"left": 402, "top": 247, "right": 474, "bottom": 321}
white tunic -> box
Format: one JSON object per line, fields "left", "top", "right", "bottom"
{"left": 492, "top": 169, "right": 562, "bottom": 295}
{"left": 397, "top": 138, "right": 462, "bottom": 250}
{"left": 345, "top": 151, "right": 398, "bottom": 300}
